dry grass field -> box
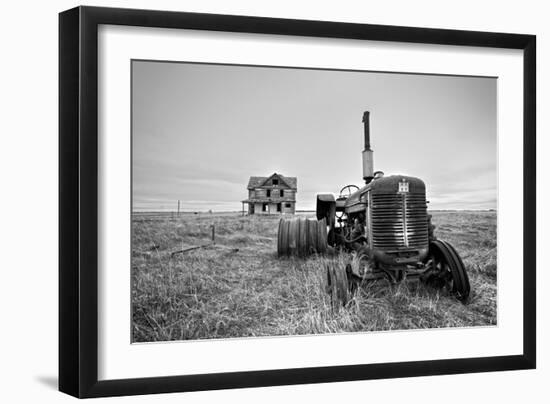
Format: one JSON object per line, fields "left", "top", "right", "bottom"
{"left": 131, "top": 211, "right": 497, "bottom": 342}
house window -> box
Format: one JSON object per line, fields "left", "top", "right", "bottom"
{"left": 266, "top": 190, "right": 271, "bottom": 197}
{"left": 263, "top": 203, "right": 268, "bottom": 212}
{"left": 272, "top": 179, "right": 279, "bottom": 185}
{"left": 285, "top": 203, "right": 291, "bottom": 208}
{"left": 276, "top": 203, "right": 281, "bottom": 212}
{"left": 279, "top": 189, "right": 284, "bottom": 197}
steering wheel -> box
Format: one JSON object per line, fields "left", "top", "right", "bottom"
{"left": 335, "top": 185, "right": 359, "bottom": 222}
{"left": 339, "top": 184, "right": 360, "bottom": 198}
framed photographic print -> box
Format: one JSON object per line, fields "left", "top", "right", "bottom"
{"left": 59, "top": 6, "right": 536, "bottom": 398}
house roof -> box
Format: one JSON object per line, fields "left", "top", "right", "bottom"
{"left": 247, "top": 173, "right": 297, "bottom": 190}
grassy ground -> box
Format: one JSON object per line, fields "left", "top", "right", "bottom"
{"left": 131, "top": 211, "right": 497, "bottom": 342}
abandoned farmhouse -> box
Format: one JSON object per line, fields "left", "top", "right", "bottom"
{"left": 242, "top": 173, "right": 297, "bottom": 215}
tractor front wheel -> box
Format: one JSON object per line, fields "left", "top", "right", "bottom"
{"left": 326, "top": 262, "right": 349, "bottom": 309}
{"left": 427, "top": 240, "right": 470, "bottom": 302}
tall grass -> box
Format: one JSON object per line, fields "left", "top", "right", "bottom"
{"left": 132, "top": 211, "right": 497, "bottom": 342}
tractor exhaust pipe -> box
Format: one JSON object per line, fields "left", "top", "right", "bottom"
{"left": 362, "top": 111, "right": 374, "bottom": 183}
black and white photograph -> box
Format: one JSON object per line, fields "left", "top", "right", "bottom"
{"left": 0, "top": 0, "right": 545, "bottom": 401}
{"left": 131, "top": 60, "right": 497, "bottom": 343}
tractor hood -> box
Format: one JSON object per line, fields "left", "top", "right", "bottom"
{"left": 344, "top": 175, "right": 426, "bottom": 210}
{"left": 368, "top": 175, "right": 426, "bottom": 195}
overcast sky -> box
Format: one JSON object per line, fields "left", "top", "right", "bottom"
{"left": 132, "top": 60, "right": 496, "bottom": 212}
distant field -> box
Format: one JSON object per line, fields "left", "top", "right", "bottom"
{"left": 132, "top": 211, "right": 497, "bottom": 342}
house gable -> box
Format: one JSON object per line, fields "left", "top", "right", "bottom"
{"left": 259, "top": 173, "right": 293, "bottom": 189}
{"left": 247, "top": 173, "right": 297, "bottom": 190}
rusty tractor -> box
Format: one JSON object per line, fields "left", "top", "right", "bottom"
{"left": 278, "top": 111, "right": 470, "bottom": 306}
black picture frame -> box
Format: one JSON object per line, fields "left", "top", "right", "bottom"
{"left": 59, "top": 5, "right": 536, "bottom": 398}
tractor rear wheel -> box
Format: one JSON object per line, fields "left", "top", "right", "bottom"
{"left": 428, "top": 240, "right": 470, "bottom": 302}
{"left": 326, "top": 262, "right": 349, "bottom": 308}
{"left": 278, "top": 217, "right": 328, "bottom": 257}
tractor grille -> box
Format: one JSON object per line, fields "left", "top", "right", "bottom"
{"left": 371, "top": 192, "right": 428, "bottom": 250}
